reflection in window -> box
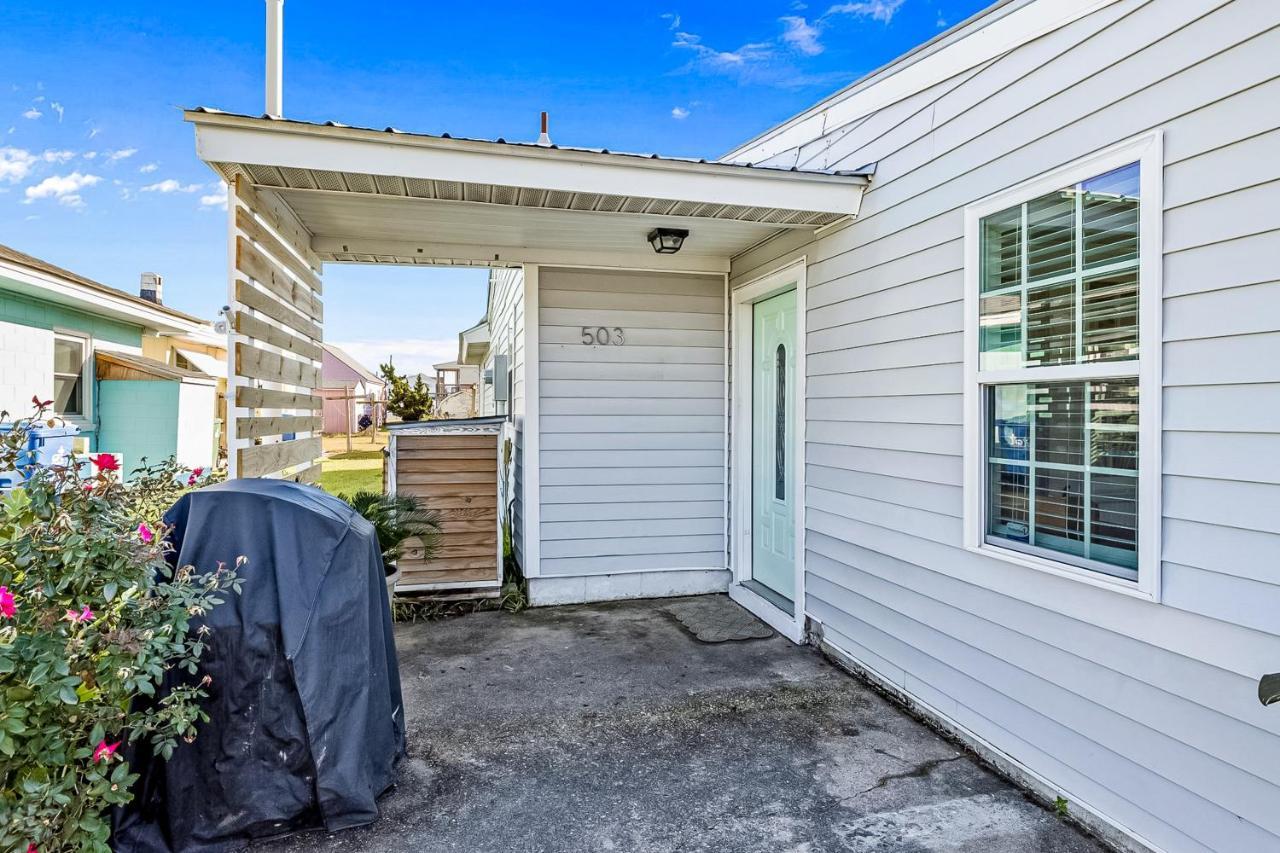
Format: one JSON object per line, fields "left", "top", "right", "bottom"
{"left": 775, "top": 344, "right": 786, "bottom": 501}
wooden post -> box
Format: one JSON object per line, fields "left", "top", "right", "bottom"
{"left": 346, "top": 395, "right": 353, "bottom": 454}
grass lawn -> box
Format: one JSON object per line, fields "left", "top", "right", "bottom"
{"left": 319, "top": 463, "right": 381, "bottom": 498}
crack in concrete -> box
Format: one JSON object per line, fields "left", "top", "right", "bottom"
{"left": 847, "top": 754, "right": 965, "bottom": 799}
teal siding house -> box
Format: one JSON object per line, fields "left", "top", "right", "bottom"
{"left": 0, "top": 243, "right": 223, "bottom": 475}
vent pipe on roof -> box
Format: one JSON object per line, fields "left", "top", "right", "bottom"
{"left": 536, "top": 111, "right": 552, "bottom": 147}
{"left": 265, "top": 0, "right": 284, "bottom": 117}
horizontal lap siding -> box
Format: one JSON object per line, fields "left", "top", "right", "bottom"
{"left": 538, "top": 267, "right": 726, "bottom": 577}
{"left": 484, "top": 269, "right": 525, "bottom": 567}
{"left": 732, "top": 1, "right": 1280, "bottom": 849}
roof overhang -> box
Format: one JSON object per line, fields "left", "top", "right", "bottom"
{"left": 458, "top": 320, "right": 490, "bottom": 365}
{"left": 0, "top": 256, "right": 207, "bottom": 336}
{"left": 187, "top": 110, "right": 869, "bottom": 271}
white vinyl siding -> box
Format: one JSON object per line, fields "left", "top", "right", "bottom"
{"left": 483, "top": 267, "right": 525, "bottom": 565}
{"left": 730, "top": 1, "right": 1280, "bottom": 850}
{"left": 537, "top": 267, "right": 726, "bottom": 577}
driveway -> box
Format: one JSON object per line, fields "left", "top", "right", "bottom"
{"left": 260, "top": 595, "right": 1105, "bottom": 853}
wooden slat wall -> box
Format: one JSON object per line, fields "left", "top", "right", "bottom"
{"left": 393, "top": 432, "right": 501, "bottom": 589}
{"left": 226, "top": 174, "right": 324, "bottom": 482}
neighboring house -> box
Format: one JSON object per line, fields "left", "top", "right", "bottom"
{"left": 0, "top": 244, "right": 222, "bottom": 474}
{"left": 192, "top": 0, "right": 1280, "bottom": 849}
{"left": 429, "top": 360, "right": 480, "bottom": 418}
{"left": 318, "top": 343, "right": 385, "bottom": 433}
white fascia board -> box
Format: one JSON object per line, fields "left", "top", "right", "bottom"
{"left": 311, "top": 238, "right": 732, "bottom": 274}
{"left": 0, "top": 260, "right": 203, "bottom": 336}
{"left": 192, "top": 119, "right": 865, "bottom": 216}
{"left": 724, "top": 0, "right": 1124, "bottom": 164}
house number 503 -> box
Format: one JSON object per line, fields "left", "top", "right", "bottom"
{"left": 581, "top": 326, "right": 625, "bottom": 346}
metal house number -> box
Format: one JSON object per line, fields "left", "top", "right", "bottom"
{"left": 580, "top": 326, "right": 625, "bottom": 346}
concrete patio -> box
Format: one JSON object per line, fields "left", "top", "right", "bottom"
{"left": 260, "top": 596, "right": 1107, "bottom": 853}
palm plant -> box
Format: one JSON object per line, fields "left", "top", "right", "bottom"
{"left": 344, "top": 491, "right": 442, "bottom": 573}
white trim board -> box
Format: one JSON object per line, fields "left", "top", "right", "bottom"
{"left": 729, "top": 257, "right": 808, "bottom": 644}
{"left": 528, "top": 568, "right": 730, "bottom": 607}
{"left": 520, "top": 263, "right": 541, "bottom": 580}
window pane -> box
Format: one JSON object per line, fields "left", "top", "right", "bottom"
{"left": 775, "top": 344, "right": 786, "bottom": 501}
{"left": 985, "top": 381, "right": 1139, "bottom": 576}
{"left": 978, "top": 292, "right": 1022, "bottom": 371}
{"left": 54, "top": 375, "right": 82, "bottom": 416}
{"left": 1082, "top": 163, "right": 1140, "bottom": 270}
{"left": 1089, "top": 380, "right": 1138, "bottom": 470}
{"left": 1025, "top": 281, "right": 1075, "bottom": 366}
{"left": 981, "top": 206, "right": 1022, "bottom": 293}
{"left": 978, "top": 161, "right": 1140, "bottom": 368}
{"left": 1034, "top": 382, "right": 1085, "bottom": 466}
{"left": 1026, "top": 191, "right": 1076, "bottom": 282}
{"left": 54, "top": 338, "right": 84, "bottom": 375}
{"left": 1082, "top": 270, "right": 1138, "bottom": 362}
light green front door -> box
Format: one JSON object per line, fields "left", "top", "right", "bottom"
{"left": 751, "top": 288, "right": 797, "bottom": 605}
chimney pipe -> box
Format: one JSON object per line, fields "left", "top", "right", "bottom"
{"left": 536, "top": 111, "right": 552, "bottom": 147}
{"left": 140, "top": 272, "right": 163, "bottom": 305}
{"left": 265, "top": 0, "right": 284, "bottom": 117}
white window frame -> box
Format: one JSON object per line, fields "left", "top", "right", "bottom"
{"left": 962, "top": 132, "right": 1163, "bottom": 601}
{"left": 52, "top": 330, "right": 93, "bottom": 425}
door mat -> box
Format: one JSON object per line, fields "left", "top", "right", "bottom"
{"left": 666, "top": 597, "right": 774, "bottom": 643}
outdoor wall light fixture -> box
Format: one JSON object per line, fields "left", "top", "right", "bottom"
{"left": 648, "top": 228, "right": 689, "bottom": 254}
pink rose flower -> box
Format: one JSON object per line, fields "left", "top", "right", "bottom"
{"left": 63, "top": 606, "right": 94, "bottom": 624}
{"left": 92, "top": 740, "right": 121, "bottom": 763}
{"left": 137, "top": 523, "right": 154, "bottom": 543}
{"left": 0, "top": 586, "right": 15, "bottom": 619}
{"left": 92, "top": 454, "right": 120, "bottom": 472}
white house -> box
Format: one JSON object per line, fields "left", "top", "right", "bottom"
{"left": 190, "top": 0, "right": 1280, "bottom": 849}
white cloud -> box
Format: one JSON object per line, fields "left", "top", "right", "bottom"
{"left": 50, "top": 101, "right": 63, "bottom": 122}
{"left": 24, "top": 171, "right": 101, "bottom": 208}
{"left": 141, "top": 178, "right": 201, "bottom": 193}
{"left": 139, "top": 162, "right": 158, "bottom": 173}
{"left": 825, "top": 0, "right": 905, "bottom": 23}
{"left": 671, "top": 106, "right": 690, "bottom": 120}
{"left": 673, "top": 30, "right": 772, "bottom": 72}
{"left": 0, "top": 147, "right": 37, "bottom": 183}
{"left": 22, "top": 108, "right": 42, "bottom": 120}
{"left": 107, "top": 148, "right": 137, "bottom": 161}
{"left": 329, "top": 339, "right": 458, "bottom": 377}
{"left": 780, "top": 15, "right": 823, "bottom": 55}
{"left": 199, "top": 181, "right": 228, "bottom": 210}
{"left": 661, "top": 11, "right": 681, "bottom": 29}
{"left": 83, "top": 151, "right": 98, "bottom": 159}
{"left": 41, "top": 149, "right": 75, "bottom": 163}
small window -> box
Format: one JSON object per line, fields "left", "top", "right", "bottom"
{"left": 775, "top": 344, "right": 786, "bottom": 501}
{"left": 966, "top": 135, "right": 1160, "bottom": 593}
{"left": 53, "top": 335, "right": 88, "bottom": 418}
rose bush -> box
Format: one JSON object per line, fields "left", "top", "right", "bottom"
{"left": 0, "top": 403, "right": 239, "bottom": 852}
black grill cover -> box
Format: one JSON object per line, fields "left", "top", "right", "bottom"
{"left": 113, "top": 479, "right": 405, "bottom": 852}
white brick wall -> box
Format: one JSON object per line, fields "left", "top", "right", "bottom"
{"left": 0, "top": 320, "right": 54, "bottom": 418}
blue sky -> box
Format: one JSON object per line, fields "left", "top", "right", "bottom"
{"left": 0, "top": 0, "right": 986, "bottom": 372}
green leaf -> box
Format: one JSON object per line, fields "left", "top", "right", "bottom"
{"left": 104, "top": 581, "right": 118, "bottom": 601}
{"left": 58, "top": 685, "right": 79, "bottom": 705}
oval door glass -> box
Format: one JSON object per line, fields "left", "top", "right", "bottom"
{"left": 752, "top": 289, "right": 796, "bottom": 605}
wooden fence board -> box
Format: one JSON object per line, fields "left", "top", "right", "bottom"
{"left": 236, "top": 386, "right": 323, "bottom": 411}
{"left": 233, "top": 311, "right": 323, "bottom": 361}
{"left": 238, "top": 415, "right": 323, "bottom": 440}
{"left": 234, "top": 176, "right": 323, "bottom": 276}
{"left": 239, "top": 436, "right": 323, "bottom": 478}
{"left": 236, "top": 237, "right": 323, "bottom": 321}
{"left": 235, "top": 342, "right": 320, "bottom": 388}
{"left": 236, "top": 206, "right": 322, "bottom": 291}
{"left": 234, "top": 278, "right": 323, "bottom": 341}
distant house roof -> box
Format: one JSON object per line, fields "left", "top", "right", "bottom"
{"left": 322, "top": 343, "right": 385, "bottom": 388}
{"left": 95, "top": 350, "right": 216, "bottom": 384}
{"left": 0, "top": 242, "right": 209, "bottom": 328}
